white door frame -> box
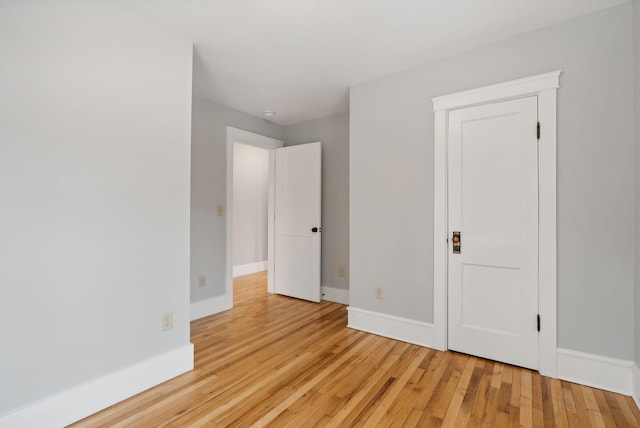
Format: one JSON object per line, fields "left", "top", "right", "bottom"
{"left": 226, "top": 126, "right": 284, "bottom": 308}
{"left": 432, "top": 71, "right": 561, "bottom": 377}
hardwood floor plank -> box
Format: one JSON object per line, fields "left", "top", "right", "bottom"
{"left": 563, "top": 381, "right": 590, "bottom": 428}
{"left": 327, "top": 342, "right": 410, "bottom": 426}
{"left": 604, "top": 391, "right": 632, "bottom": 428}
{"left": 626, "top": 395, "right": 640, "bottom": 421}
{"left": 439, "top": 356, "right": 476, "bottom": 427}
{"left": 507, "top": 367, "right": 522, "bottom": 427}
{"left": 534, "top": 373, "right": 550, "bottom": 427}
{"left": 433, "top": 354, "right": 470, "bottom": 420}
{"left": 549, "top": 377, "right": 569, "bottom": 428}
{"left": 299, "top": 393, "right": 343, "bottom": 427}
{"left": 412, "top": 350, "right": 452, "bottom": 411}
{"left": 494, "top": 379, "right": 512, "bottom": 427}
{"left": 480, "top": 362, "right": 504, "bottom": 427}
{"left": 347, "top": 344, "right": 427, "bottom": 425}
{"left": 466, "top": 360, "right": 494, "bottom": 427}
{"left": 417, "top": 351, "right": 461, "bottom": 423}
{"left": 593, "top": 388, "right": 621, "bottom": 428}
{"left": 520, "top": 369, "right": 534, "bottom": 428}
{"left": 453, "top": 359, "right": 485, "bottom": 428}
{"left": 344, "top": 376, "right": 395, "bottom": 425}
{"left": 69, "top": 272, "right": 640, "bottom": 428}
{"left": 403, "top": 408, "right": 424, "bottom": 427}
{"left": 252, "top": 335, "right": 381, "bottom": 426}
{"left": 583, "top": 386, "right": 607, "bottom": 428}
{"left": 385, "top": 350, "right": 442, "bottom": 425}
{"left": 317, "top": 335, "right": 395, "bottom": 398}
{"left": 363, "top": 347, "right": 430, "bottom": 425}
{"left": 615, "top": 394, "right": 640, "bottom": 427}
{"left": 383, "top": 366, "right": 427, "bottom": 427}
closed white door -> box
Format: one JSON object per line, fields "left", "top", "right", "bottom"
{"left": 448, "top": 96, "right": 539, "bottom": 370}
{"left": 274, "top": 142, "right": 322, "bottom": 302}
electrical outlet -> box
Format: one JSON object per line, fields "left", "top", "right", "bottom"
{"left": 375, "top": 288, "right": 383, "bottom": 299}
{"left": 339, "top": 267, "right": 346, "bottom": 278}
{"left": 161, "top": 312, "right": 173, "bottom": 331}
{"left": 216, "top": 205, "right": 224, "bottom": 217}
{"left": 198, "top": 275, "right": 206, "bottom": 287}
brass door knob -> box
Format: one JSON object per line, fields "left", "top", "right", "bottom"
{"left": 452, "top": 231, "right": 461, "bottom": 254}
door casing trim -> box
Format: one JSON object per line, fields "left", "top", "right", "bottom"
{"left": 432, "top": 70, "right": 561, "bottom": 377}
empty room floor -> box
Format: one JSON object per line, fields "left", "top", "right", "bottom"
{"left": 72, "top": 272, "right": 640, "bottom": 427}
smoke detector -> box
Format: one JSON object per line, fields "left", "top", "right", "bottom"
{"left": 263, "top": 110, "right": 276, "bottom": 121}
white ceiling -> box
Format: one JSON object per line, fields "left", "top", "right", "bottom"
{"left": 114, "top": 0, "right": 625, "bottom": 125}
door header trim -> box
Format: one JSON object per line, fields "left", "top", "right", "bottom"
{"left": 432, "top": 70, "right": 561, "bottom": 112}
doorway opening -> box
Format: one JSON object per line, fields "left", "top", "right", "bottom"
{"left": 226, "top": 127, "right": 284, "bottom": 308}
{"left": 226, "top": 127, "right": 323, "bottom": 307}
{"left": 232, "top": 142, "right": 270, "bottom": 279}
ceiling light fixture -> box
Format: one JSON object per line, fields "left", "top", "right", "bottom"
{"left": 263, "top": 110, "right": 276, "bottom": 121}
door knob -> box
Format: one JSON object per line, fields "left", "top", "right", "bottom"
{"left": 311, "top": 227, "right": 319, "bottom": 233}
{"left": 452, "top": 231, "right": 461, "bottom": 254}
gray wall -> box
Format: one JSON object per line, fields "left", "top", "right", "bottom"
{"left": 0, "top": 1, "right": 192, "bottom": 414}
{"left": 284, "top": 112, "right": 350, "bottom": 291}
{"left": 634, "top": 0, "right": 640, "bottom": 367}
{"left": 350, "top": 4, "right": 635, "bottom": 359}
{"left": 233, "top": 143, "right": 269, "bottom": 267}
{"left": 191, "top": 96, "right": 283, "bottom": 302}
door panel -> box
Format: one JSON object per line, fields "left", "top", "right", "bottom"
{"left": 461, "top": 264, "right": 521, "bottom": 336}
{"left": 274, "top": 142, "right": 322, "bottom": 302}
{"left": 448, "top": 96, "right": 538, "bottom": 370}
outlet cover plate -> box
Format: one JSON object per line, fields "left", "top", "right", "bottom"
{"left": 161, "top": 312, "right": 173, "bottom": 331}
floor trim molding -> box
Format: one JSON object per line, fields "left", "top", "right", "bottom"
{"left": 345, "top": 311, "right": 637, "bottom": 398}
{"left": 347, "top": 307, "right": 433, "bottom": 348}
{"left": 190, "top": 294, "right": 232, "bottom": 321}
{"left": 557, "top": 348, "right": 633, "bottom": 395}
{"left": 233, "top": 261, "right": 267, "bottom": 277}
{"left": 0, "top": 344, "right": 193, "bottom": 428}
{"left": 322, "top": 286, "right": 349, "bottom": 305}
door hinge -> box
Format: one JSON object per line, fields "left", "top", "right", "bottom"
{"left": 537, "top": 122, "right": 540, "bottom": 140}
{"left": 537, "top": 314, "right": 541, "bottom": 332}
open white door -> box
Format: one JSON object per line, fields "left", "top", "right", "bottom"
{"left": 274, "top": 142, "right": 322, "bottom": 302}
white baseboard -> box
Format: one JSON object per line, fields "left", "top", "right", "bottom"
{"left": 191, "top": 293, "right": 232, "bottom": 321}
{"left": 0, "top": 344, "right": 194, "bottom": 428}
{"left": 557, "top": 348, "right": 633, "bottom": 395}
{"left": 233, "top": 261, "right": 267, "bottom": 277}
{"left": 321, "top": 286, "right": 349, "bottom": 305}
{"left": 633, "top": 363, "right": 640, "bottom": 409}
{"left": 345, "top": 311, "right": 636, "bottom": 398}
{"left": 347, "top": 307, "right": 433, "bottom": 348}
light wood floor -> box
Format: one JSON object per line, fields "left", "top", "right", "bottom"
{"left": 73, "top": 272, "right": 640, "bottom": 427}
